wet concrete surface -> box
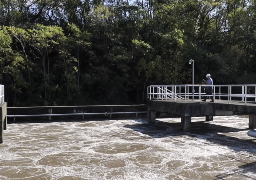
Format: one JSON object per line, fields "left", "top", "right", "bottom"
{"left": 0, "top": 116, "right": 256, "bottom": 179}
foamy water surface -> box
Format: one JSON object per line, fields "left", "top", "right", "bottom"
{"left": 0, "top": 116, "right": 256, "bottom": 179}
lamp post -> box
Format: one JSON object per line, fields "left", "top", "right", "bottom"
{"left": 189, "top": 59, "right": 194, "bottom": 100}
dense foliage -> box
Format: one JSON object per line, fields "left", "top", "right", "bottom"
{"left": 0, "top": 0, "right": 256, "bottom": 106}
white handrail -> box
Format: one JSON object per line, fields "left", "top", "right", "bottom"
{"left": 7, "top": 111, "right": 148, "bottom": 121}
{"left": 0, "top": 85, "right": 4, "bottom": 105}
{"left": 147, "top": 84, "right": 256, "bottom": 105}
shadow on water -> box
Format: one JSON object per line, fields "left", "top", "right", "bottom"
{"left": 215, "top": 161, "right": 256, "bottom": 180}
{"left": 126, "top": 118, "right": 248, "bottom": 137}
{"left": 239, "top": 161, "right": 256, "bottom": 177}
{"left": 128, "top": 118, "right": 256, "bottom": 151}
{"left": 124, "top": 118, "right": 256, "bottom": 178}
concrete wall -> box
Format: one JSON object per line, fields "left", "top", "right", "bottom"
{"left": 148, "top": 100, "right": 256, "bottom": 117}
{"left": 0, "top": 102, "right": 7, "bottom": 144}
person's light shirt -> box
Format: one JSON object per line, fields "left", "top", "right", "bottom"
{"left": 207, "top": 78, "right": 213, "bottom": 88}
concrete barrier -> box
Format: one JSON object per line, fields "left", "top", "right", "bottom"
{"left": 0, "top": 102, "right": 7, "bottom": 144}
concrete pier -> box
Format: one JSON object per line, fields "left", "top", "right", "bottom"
{"left": 0, "top": 102, "right": 7, "bottom": 144}
{"left": 147, "top": 99, "right": 256, "bottom": 131}
{"left": 148, "top": 110, "right": 156, "bottom": 124}
{"left": 206, "top": 115, "right": 213, "bottom": 121}
{"left": 249, "top": 114, "right": 256, "bottom": 129}
{"left": 181, "top": 116, "right": 191, "bottom": 131}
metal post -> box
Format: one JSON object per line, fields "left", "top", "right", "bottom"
{"left": 229, "top": 85, "right": 231, "bottom": 102}
{"left": 2, "top": 86, "right": 4, "bottom": 103}
{"left": 242, "top": 86, "right": 244, "bottom": 102}
{"left": 179, "top": 86, "right": 181, "bottom": 98}
{"left": 245, "top": 85, "right": 247, "bottom": 105}
{"left": 185, "top": 85, "right": 187, "bottom": 103}
{"left": 187, "top": 86, "right": 189, "bottom": 100}
{"left": 49, "top": 108, "right": 52, "bottom": 120}
{"left": 175, "top": 86, "right": 177, "bottom": 102}
{"left": 189, "top": 59, "right": 194, "bottom": 100}
{"left": 213, "top": 85, "right": 215, "bottom": 101}
{"left": 192, "top": 61, "right": 194, "bottom": 100}
{"left": 219, "top": 86, "right": 221, "bottom": 100}
{"left": 153, "top": 86, "right": 154, "bottom": 100}
{"left": 147, "top": 86, "right": 149, "bottom": 99}
{"left": 164, "top": 86, "right": 167, "bottom": 100}
{"left": 150, "top": 86, "right": 151, "bottom": 100}
{"left": 157, "top": 87, "right": 159, "bottom": 99}
{"left": 172, "top": 86, "right": 174, "bottom": 100}
{"left": 255, "top": 85, "right": 256, "bottom": 102}
{"left": 0, "top": 86, "right": 1, "bottom": 104}
{"left": 161, "top": 86, "right": 163, "bottom": 100}
{"left": 230, "top": 86, "right": 232, "bottom": 101}
{"left": 199, "top": 85, "right": 201, "bottom": 100}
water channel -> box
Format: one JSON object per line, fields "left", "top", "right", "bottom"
{"left": 0, "top": 116, "right": 256, "bottom": 179}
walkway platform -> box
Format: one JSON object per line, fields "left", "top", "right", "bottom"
{"left": 147, "top": 99, "right": 256, "bottom": 131}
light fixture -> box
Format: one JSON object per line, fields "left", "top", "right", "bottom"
{"left": 189, "top": 59, "right": 194, "bottom": 100}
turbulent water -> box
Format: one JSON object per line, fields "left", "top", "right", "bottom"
{"left": 0, "top": 116, "right": 256, "bottom": 180}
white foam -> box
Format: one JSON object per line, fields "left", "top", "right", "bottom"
{"left": 1, "top": 116, "right": 256, "bottom": 179}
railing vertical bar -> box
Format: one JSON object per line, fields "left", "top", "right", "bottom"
{"left": 166, "top": 86, "right": 168, "bottom": 100}
{"left": 147, "top": 86, "right": 148, "bottom": 99}
{"left": 161, "top": 86, "right": 163, "bottom": 100}
{"left": 199, "top": 85, "right": 201, "bottom": 100}
{"left": 161, "top": 86, "right": 162, "bottom": 99}
{"left": 228, "top": 85, "right": 230, "bottom": 104}
{"left": 0, "top": 86, "right": 2, "bottom": 104}
{"left": 230, "top": 86, "right": 232, "bottom": 101}
{"left": 152, "top": 87, "right": 155, "bottom": 99}
{"left": 188, "top": 86, "right": 190, "bottom": 100}
{"left": 255, "top": 85, "right": 256, "bottom": 102}
{"left": 185, "top": 85, "right": 187, "bottom": 103}
{"left": 156, "top": 86, "right": 158, "bottom": 100}
{"left": 156, "top": 87, "right": 160, "bottom": 99}
{"left": 172, "top": 86, "right": 174, "bottom": 100}
{"left": 219, "top": 86, "right": 221, "bottom": 100}
{"left": 2, "top": 85, "right": 4, "bottom": 104}
{"left": 213, "top": 85, "right": 215, "bottom": 101}
{"left": 159, "top": 86, "right": 161, "bottom": 100}
{"left": 148, "top": 86, "right": 150, "bottom": 100}
{"left": 175, "top": 86, "right": 177, "bottom": 102}
{"left": 150, "top": 86, "right": 152, "bottom": 100}
{"left": 245, "top": 85, "right": 247, "bottom": 105}
{"left": 179, "top": 86, "right": 181, "bottom": 99}
{"left": 49, "top": 108, "right": 52, "bottom": 120}
{"left": 1, "top": 86, "right": 2, "bottom": 104}
{"left": 242, "top": 86, "right": 244, "bottom": 102}
{"left": 163, "top": 86, "right": 165, "bottom": 100}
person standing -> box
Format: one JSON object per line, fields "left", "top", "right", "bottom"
{"left": 202, "top": 74, "right": 214, "bottom": 102}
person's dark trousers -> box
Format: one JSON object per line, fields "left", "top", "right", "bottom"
{"left": 203, "top": 87, "right": 214, "bottom": 102}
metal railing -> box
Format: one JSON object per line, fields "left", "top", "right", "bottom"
{"left": 0, "top": 85, "right": 4, "bottom": 105}
{"left": 7, "top": 111, "right": 148, "bottom": 121}
{"left": 147, "top": 84, "right": 256, "bottom": 105}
